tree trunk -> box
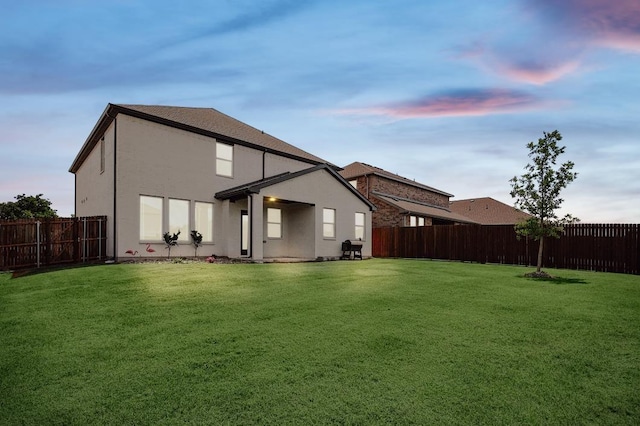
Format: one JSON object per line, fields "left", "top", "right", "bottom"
{"left": 536, "top": 236, "right": 544, "bottom": 272}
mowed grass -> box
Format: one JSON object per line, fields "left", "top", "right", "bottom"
{"left": 1, "top": 259, "right": 639, "bottom": 425}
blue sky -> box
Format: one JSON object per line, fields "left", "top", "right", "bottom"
{"left": 1, "top": 0, "right": 638, "bottom": 222}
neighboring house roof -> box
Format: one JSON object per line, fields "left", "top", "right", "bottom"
{"left": 449, "top": 197, "right": 531, "bottom": 225}
{"left": 339, "top": 161, "right": 454, "bottom": 198}
{"left": 215, "top": 164, "right": 377, "bottom": 211}
{"left": 373, "top": 192, "right": 477, "bottom": 224}
{"left": 69, "top": 103, "right": 333, "bottom": 173}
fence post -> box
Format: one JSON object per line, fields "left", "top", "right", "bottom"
{"left": 83, "top": 217, "right": 87, "bottom": 263}
{"left": 98, "top": 218, "right": 102, "bottom": 259}
{"left": 36, "top": 221, "right": 41, "bottom": 268}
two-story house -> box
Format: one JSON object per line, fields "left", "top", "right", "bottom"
{"left": 339, "top": 162, "right": 475, "bottom": 227}
{"left": 69, "top": 104, "right": 375, "bottom": 262}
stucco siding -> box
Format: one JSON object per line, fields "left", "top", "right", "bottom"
{"left": 257, "top": 168, "right": 372, "bottom": 258}
{"left": 114, "top": 115, "right": 215, "bottom": 258}
{"left": 111, "top": 115, "right": 316, "bottom": 259}
{"left": 74, "top": 122, "right": 115, "bottom": 256}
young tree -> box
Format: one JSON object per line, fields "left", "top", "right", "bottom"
{"left": 510, "top": 130, "right": 578, "bottom": 275}
{"left": 0, "top": 194, "right": 57, "bottom": 220}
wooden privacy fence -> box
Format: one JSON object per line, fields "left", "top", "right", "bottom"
{"left": 373, "top": 224, "right": 640, "bottom": 275}
{"left": 0, "top": 216, "right": 107, "bottom": 270}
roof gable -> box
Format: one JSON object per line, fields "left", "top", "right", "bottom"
{"left": 215, "top": 164, "right": 376, "bottom": 211}
{"left": 70, "top": 103, "right": 332, "bottom": 173}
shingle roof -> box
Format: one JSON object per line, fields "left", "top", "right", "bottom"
{"left": 449, "top": 197, "right": 532, "bottom": 225}
{"left": 373, "top": 192, "right": 477, "bottom": 224}
{"left": 70, "top": 103, "right": 331, "bottom": 173}
{"left": 339, "top": 161, "right": 453, "bottom": 197}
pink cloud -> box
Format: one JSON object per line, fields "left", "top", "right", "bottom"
{"left": 334, "top": 89, "right": 555, "bottom": 119}
{"left": 492, "top": 59, "right": 582, "bottom": 85}
{"left": 451, "top": 39, "right": 584, "bottom": 85}
{"left": 535, "top": 0, "right": 640, "bottom": 52}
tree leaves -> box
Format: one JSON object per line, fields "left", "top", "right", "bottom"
{"left": 510, "top": 130, "right": 578, "bottom": 237}
{"left": 0, "top": 194, "right": 57, "bottom": 220}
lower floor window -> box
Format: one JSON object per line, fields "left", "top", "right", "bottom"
{"left": 267, "top": 208, "right": 282, "bottom": 238}
{"left": 355, "top": 212, "right": 365, "bottom": 240}
{"left": 169, "top": 199, "right": 190, "bottom": 241}
{"left": 409, "top": 215, "right": 425, "bottom": 227}
{"left": 140, "top": 195, "right": 163, "bottom": 240}
{"left": 323, "top": 208, "right": 335, "bottom": 239}
{"left": 140, "top": 196, "right": 214, "bottom": 242}
{"left": 195, "top": 202, "right": 214, "bottom": 242}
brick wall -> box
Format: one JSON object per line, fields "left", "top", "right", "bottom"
{"left": 370, "top": 175, "right": 449, "bottom": 208}
{"left": 351, "top": 174, "right": 450, "bottom": 227}
{"left": 370, "top": 195, "right": 405, "bottom": 227}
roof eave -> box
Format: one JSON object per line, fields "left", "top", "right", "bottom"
{"left": 69, "top": 103, "right": 118, "bottom": 173}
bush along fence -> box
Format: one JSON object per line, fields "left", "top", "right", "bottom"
{"left": 372, "top": 224, "right": 640, "bottom": 275}
{"left": 0, "top": 216, "right": 107, "bottom": 270}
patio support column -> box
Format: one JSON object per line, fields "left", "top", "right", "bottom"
{"left": 249, "top": 194, "right": 264, "bottom": 261}
{"left": 219, "top": 199, "right": 231, "bottom": 256}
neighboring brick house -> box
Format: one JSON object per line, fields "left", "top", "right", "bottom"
{"left": 339, "top": 162, "right": 476, "bottom": 227}
{"left": 449, "top": 197, "right": 532, "bottom": 225}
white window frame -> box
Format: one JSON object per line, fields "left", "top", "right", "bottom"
{"left": 409, "top": 215, "right": 417, "bottom": 227}
{"left": 323, "top": 208, "right": 336, "bottom": 239}
{"left": 194, "top": 202, "right": 214, "bottom": 242}
{"left": 355, "top": 212, "right": 365, "bottom": 241}
{"left": 140, "top": 195, "right": 163, "bottom": 241}
{"left": 349, "top": 179, "right": 358, "bottom": 188}
{"left": 418, "top": 217, "right": 425, "bottom": 227}
{"left": 168, "top": 199, "right": 190, "bottom": 242}
{"left": 216, "top": 142, "right": 233, "bottom": 177}
{"left": 267, "top": 208, "right": 282, "bottom": 239}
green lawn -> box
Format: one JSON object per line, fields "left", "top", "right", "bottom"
{"left": 1, "top": 259, "right": 639, "bottom": 425}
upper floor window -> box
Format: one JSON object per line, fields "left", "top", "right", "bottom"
{"left": 349, "top": 179, "right": 358, "bottom": 188}
{"left": 355, "top": 212, "right": 365, "bottom": 240}
{"left": 216, "top": 142, "right": 233, "bottom": 177}
{"left": 267, "top": 208, "right": 282, "bottom": 238}
{"left": 418, "top": 217, "right": 425, "bottom": 227}
{"left": 323, "top": 208, "right": 336, "bottom": 239}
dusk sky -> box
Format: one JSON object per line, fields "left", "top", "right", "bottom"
{"left": 1, "top": 0, "right": 638, "bottom": 222}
